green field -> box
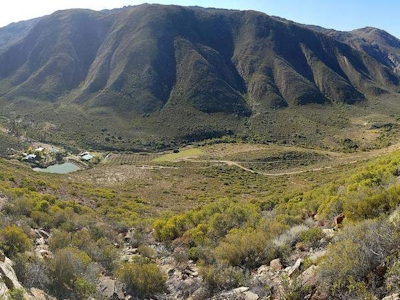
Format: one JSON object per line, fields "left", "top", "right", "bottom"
{"left": 152, "top": 148, "right": 203, "bottom": 162}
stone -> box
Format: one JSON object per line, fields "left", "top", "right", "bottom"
{"left": 35, "top": 237, "right": 46, "bottom": 246}
{"left": 233, "top": 286, "right": 250, "bottom": 293}
{"left": 322, "top": 229, "right": 335, "bottom": 238}
{"left": 167, "top": 268, "right": 175, "bottom": 277}
{"left": 125, "top": 248, "right": 138, "bottom": 255}
{"left": 270, "top": 258, "right": 283, "bottom": 271}
{"left": 383, "top": 294, "right": 400, "bottom": 300}
{"left": 288, "top": 258, "right": 303, "bottom": 278}
{"left": 97, "top": 277, "right": 125, "bottom": 299}
{"left": 309, "top": 250, "right": 326, "bottom": 263}
{"left": 244, "top": 291, "right": 259, "bottom": 300}
{"left": 257, "top": 265, "right": 270, "bottom": 275}
{"left": 182, "top": 266, "right": 199, "bottom": 277}
{"left": 0, "top": 255, "right": 33, "bottom": 300}
{"left": 38, "top": 229, "right": 50, "bottom": 240}
{"left": 301, "top": 265, "right": 317, "bottom": 288}
{"left": 29, "top": 287, "right": 57, "bottom": 300}
{"left": 190, "top": 286, "right": 210, "bottom": 300}
{"left": 0, "top": 282, "right": 8, "bottom": 300}
{"left": 98, "top": 277, "right": 117, "bottom": 298}
{"left": 0, "top": 256, "right": 24, "bottom": 291}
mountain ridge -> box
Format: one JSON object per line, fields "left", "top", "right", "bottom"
{"left": 0, "top": 4, "right": 400, "bottom": 150}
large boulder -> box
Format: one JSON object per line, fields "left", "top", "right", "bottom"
{"left": 270, "top": 258, "right": 283, "bottom": 271}
{"left": 0, "top": 251, "right": 30, "bottom": 300}
{"left": 28, "top": 288, "right": 56, "bottom": 300}
{"left": 98, "top": 277, "right": 124, "bottom": 299}
{"left": 288, "top": 258, "right": 303, "bottom": 278}
{"left": 0, "top": 256, "right": 24, "bottom": 290}
{"left": 301, "top": 265, "right": 317, "bottom": 288}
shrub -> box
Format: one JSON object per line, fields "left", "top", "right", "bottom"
{"left": 201, "top": 264, "right": 248, "bottom": 292}
{"left": 92, "top": 238, "right": 119, "bottom": 273}
{"left": 0, "top": 225, "right": 31, "bottom": 258}
{"left": 48, "top": 247, "right": 97, "bottom": 299}
{"left": 274, "top": 225, "right": 308, "bottom": 249}
{"left": 137, "top": 245, "right": 156, "bottom": 259}
{"left": 385, "top": 261, "right": 400, "bottom": 292}
{"left": 298, "top": 227, "right": 324, "bottom": 248}
{"left": 317, "top": 219, "right": 399, "bottom": 298}
{"left": 116, "top": 261, "right": 166, "bottom": 298}
{"left": 8, "top": 289, "right": 25, "bottom": 300}
{"left": 214, "top": 228, "right": 276, "bottom": 270}
{"left": 49, "top": 230, "right": 71, "bottom": 251}
{"left": 343, "top": 188, "right": 389, "bottom": 221}
{"left": 13, "top": 253, "right": 48, "bottom": 289}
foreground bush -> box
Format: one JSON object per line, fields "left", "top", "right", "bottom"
{"left": 116, "top": 261, "right": 166, "bottom": 298}
{"left": 0, "top": 225, "right": 31, "bottom": 258}
{"left": 48, "top": 247, "right": 98, "bottom": 299}
{"left": 215, "top": 228, "right": 276, "bottom": 270}
{"left": 201, "top": 264, "right": 248, "bottom": 292}
{"left": 317, "top": 219, "right": 400, "bottom": 298}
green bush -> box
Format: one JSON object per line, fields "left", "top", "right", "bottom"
{"left": 49, "top": 230, "right": 71, "bottom": 251}
{"left": 385, "top": 261, "right": 400, "bottom": 292}
{"left": 0, "top": 225, "right": 31, "bottom": 258}
{"left": 214, "top": 228, "right": 276, "bottom": 270}
{"left": 200, "top": 264, "right": 248, "bottom": 292}
{"left": 13, "top": 253, "right": 48, "bottom": 289}
{"left": 298, "top": 227, "right": 324, "bottom": 248}
{"left": 92, "top": 238, "right": 119, "bottom": 274}
{"left": 48, "top": 247, "right": 97, "bottom": 299}
{"left": 116, "top": 261, "right": 166, "bottom": 298}
{"left": 317, "top": 219, "right": 399, "bottom": 298}
{"left": 8, "top": 288, "right": 25, "bottom": 300}
{"left": 343, "top": 188, "right": 389, "bottom": 221}
{"left": 138, "top": 245, "right": 156, "bottom": 259}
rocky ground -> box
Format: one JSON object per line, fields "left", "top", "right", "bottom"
{"left": 2, "top": 221, "right": 400, "bottom": 300}
{"left": 0, "top": 223, "right": 333, "bottom": 300}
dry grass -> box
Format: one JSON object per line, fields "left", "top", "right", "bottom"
{"left": 152, "top": 148, "right": 203, "bottom": 162}
{"left": 69, "top": 142, "right": 385, "bottom": 215}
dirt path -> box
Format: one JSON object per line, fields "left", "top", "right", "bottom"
{"left": 102, "top": 142, "right": 400, "bottom": 178}
{"left": 178, "top": 141, "right": 400, "bottom": 176}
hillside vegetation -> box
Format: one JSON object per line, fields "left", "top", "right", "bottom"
{"left": 2, "top": 4, "right": 400, "bottom": 299}
{"left": 0, "top": 143, "right": 400, "bottom": 298}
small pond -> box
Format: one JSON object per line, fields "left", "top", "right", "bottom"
{"left": 33, "top": 162, "right": 80, "bottom": 174}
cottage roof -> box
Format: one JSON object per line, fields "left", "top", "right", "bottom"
{"left": 81, "top": 154, "right": 94, "bottom": 161}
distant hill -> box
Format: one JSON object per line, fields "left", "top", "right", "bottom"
{"left": 1, "top": 4, "right": 400, "bottom": 150}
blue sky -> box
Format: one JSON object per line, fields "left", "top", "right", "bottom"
{"left": 1, "top": 0, "right": 399, "bottom": 38}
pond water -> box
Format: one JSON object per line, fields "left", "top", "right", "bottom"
{"left": 33, "top": 162, "right": 80, "bottom": 174}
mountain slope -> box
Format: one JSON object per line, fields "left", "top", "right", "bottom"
{"left": 0, "top": 18, "right": 39, "bottom": 52}
{"left": 0, "top": 5, "right": 400, "bottom": 150}
{"left": 307, "top": 25, "right": 400, "bottom": 76}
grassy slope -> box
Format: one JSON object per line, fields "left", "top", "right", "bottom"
{"left": 2, "top": 141, "right": 400, "bottom": 298}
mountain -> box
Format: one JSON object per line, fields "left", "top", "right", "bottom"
{"left": 1, "top": 4, "right": 400, "bottom": 150}
{"left": 307, "top": 25, "right": 400, "bottom": 74}
{"left": 0, "top": 18, "right": 39, "bottom": 52}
